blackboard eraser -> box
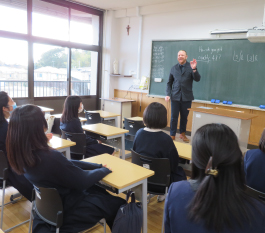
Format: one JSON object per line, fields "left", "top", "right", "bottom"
{"left": 223, "top": 101, "right": 228, "bottom": 104}
{"left": 215, "top": 100, "right": 220, "bottom": 104}
{"left": 154, "top": 78, "right": 163, "bottom": 82}
{"left": 227, "top": 101, "right": 233, "bottom": 105}
{"left": 211, "top": 99, "right": 215, "bottom": 103}
{"left": 260, "top": 105, "right": 265, "bottom": 109}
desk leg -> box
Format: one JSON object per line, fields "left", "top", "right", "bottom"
{"left": 121, "top": 134, "right": 125, "bottom": 160}
{"left": 65, "top": 148, "right": 71, "bottom": 160}
{"left": 142, "top": 179, "right": 147, "bottom": 233}
{"left": 115, "top": 116, "right": 118, "bottom": 128}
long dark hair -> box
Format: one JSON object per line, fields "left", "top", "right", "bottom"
{"left": 0, "top": 91, "right": 9, "bottom": 123}
{"left": 189, "top": 123, "right": 258, "bottom": 232}
{"left": 61, "top": 96, "right": 81, "bottom": 123}
{"left": 6, "top": 105, "right": 49, "bottom": 175}
{"left": 259, "top": 128, "right": 265, "bottom": 153}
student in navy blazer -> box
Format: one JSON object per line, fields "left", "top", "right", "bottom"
{"left": 60, "top": 96, "right": 114, "bottom": 159}
{"left": 6, "top": 105, "right": 125, "bottom": 232}
{"left": 164, "top": 124, "right": 265, "bottom": 233}
{"left": 0, "top": 91, "right": 33, "bottom": 201}
{"left": 244, "top": 129, "right": 265, "bottom": 193}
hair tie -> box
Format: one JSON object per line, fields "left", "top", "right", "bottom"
{"left": 205, "top": 156, "right": 219, "bottom": 177}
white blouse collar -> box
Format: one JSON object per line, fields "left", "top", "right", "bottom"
{"left": 144, "top": 127, "right": 162, "bottom": 132}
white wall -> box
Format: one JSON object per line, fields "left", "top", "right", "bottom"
{"left": 103, "top": 0, "right": 265, "bottom": 97}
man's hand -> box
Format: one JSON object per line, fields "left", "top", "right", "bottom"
{"left": 165, "top": 96, "right": 170, "bottom": 102}
{"left": 190, "top": 59, "right": 197, "bottom": 69}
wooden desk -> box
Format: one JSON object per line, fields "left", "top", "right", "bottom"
{"left": 189, "top": 107, "right": 257, "bottom": 152}
{"left": 52, "top": 114, "right": 87, "bottom": 125}
{"left": 87, "top": 110, "right": 120, "bottom": 127}
{"left": 101, "top": 98, "right": 136, "bottom": 127}
{"left": 48, "top": 136, "right": 76, "bottom": 159}
{"left": 82, "top": 123, "right": 129, "bottom": 159}
{"left": 83, "top": 154, "right": 154, "bottom": 233}
{"left": 126, "top": 116, "right": 143, "bottom": 121}
{"left": 38, "top": 106, "right": 54, "bottom": 115}
{"left": 173, "top": 141, "right": 192, "bottom": 160}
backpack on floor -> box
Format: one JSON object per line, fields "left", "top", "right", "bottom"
{"left": 112, "top": 191, "right": 143, "bottom": 233}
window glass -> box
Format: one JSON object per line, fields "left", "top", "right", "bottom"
{"left": 0, "top": 38, "right": 28, "bottom": 97}
{"left": 0, "top": 0, "right": 27, "bottom": 34}
{"left": 71, "top": 49, "right": 98, "bottom": 95}
{"left": 70, "top": 9, "right": 99, "bottom": 45}
{"left": 34, "top": 43, "right": 68, "bottom": 97}
{"left": 32, "top": 0, "right": 69, "bottom": 41}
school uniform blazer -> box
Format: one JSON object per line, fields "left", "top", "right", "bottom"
{"left": 60, "top": 118, "right": 98, "bottom": 145}
{"left": 164, "top": 181, "right": 265, "bottom": 233}
{"left": 244, "top": 149, "right": 265, "bottom": 193}
{"left": 166, "top": 62, "right": 201, "bottom": 101}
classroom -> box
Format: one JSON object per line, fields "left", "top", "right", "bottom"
{"left": 0, "top": 0, "right": 265, "bottom": 232}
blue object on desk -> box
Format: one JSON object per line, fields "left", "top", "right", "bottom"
{"left": 215, "top": 100, "right": 220, "bottom": 104}
{"left": 223, "top": 101, "right": 228, "bottom": 104}
{"left": 227, "top": 101, "right": 233, "bottom": 105}
{"left": 260, "top": 105, "right": 265, "bottom": 109}
{"left": 211, "top": 99, "right": 215, "bottom": 103}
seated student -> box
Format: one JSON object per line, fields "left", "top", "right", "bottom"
{"left": 164, "top": 124, "right": 265, "bottom": 233}
{"left": 60, "top": 96, "right": 114, "bottom": 159}
{"left": 133, "top": 102, "right": 187, "bottom": 201}
{"left": 244, "top": 129, "right": 265, "bottom": 193}
{"left": 0, "top": 91, "right": 33, "bottom": 201}
{"left": 6, "top": 105, "right": 126, "bottom": 232}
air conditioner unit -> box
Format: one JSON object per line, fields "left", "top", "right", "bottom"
{"left": 247, "top": 29, "right": 265, "bottom": 42}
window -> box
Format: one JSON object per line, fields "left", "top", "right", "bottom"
{"left": 34, "top": 44, "right": 68, "bottom": 97}
{"left": 71, "top": 49, "right": 98, "bottom": 96}
{"left": 70, "top": 9, "right": 99, "bottom": 45}
{"left": 0, "top": 0, "right": 103, "bottom": 99}
{"left": 0, "top": 38, "right": 28, "bottom": 97}
{"left": 0, "top": 0, "right": 27, "bottom": 34}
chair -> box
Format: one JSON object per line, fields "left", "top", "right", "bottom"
{"left": 84, "top": 111, "right": 101, "bottom": 125}
{"left": 28, "top": 186, "right": 106, "bottom": 233}
{"left": 131, "top": 149, "right": 170, "bottom": 233}
{"left": 51, "top": 117, "right": 62, "bottom": 135}
{"left": 124, "top": 118, "right": 145, "bottom": 151}
{"left": 0, "top": 150, "right": 29, "bottom": 232}
{"left": 61, "top": 130, "right": 86, "bottom": 160}
{"left": 245, "top": 185, "right": 265, "bottom": 202}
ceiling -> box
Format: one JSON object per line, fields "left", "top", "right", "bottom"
{"left": 74, "top": 0, "right": 183, "bottom": 10}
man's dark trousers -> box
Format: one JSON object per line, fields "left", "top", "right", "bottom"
{"left": 170, "top": 100, "right": 192, "bottom": 136}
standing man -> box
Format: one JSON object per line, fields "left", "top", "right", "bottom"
{"left": 165, "top": 50, "right": 201, "bottom": 143}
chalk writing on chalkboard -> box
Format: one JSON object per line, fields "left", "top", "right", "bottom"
{"left": 152, "top": 46, "right": 165, "bottom": 79}
{"left": 233, "top": 51, "right": 258, "bottom": 63}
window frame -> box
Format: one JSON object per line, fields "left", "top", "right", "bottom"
{"left": 0, "top": 0, "right": 103, "bottom": 102}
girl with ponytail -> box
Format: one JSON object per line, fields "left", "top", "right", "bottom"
{"left": 164, "top": 123, "right": 265, "bottom": 233}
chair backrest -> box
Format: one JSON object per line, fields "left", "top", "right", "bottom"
{"left": 61, "top": 130, "right": 86, "bottom": 156}
{"left": 124, "top": 118, "right": 145, "bottom": 136}
{"left": 131, "top": 149, "right": 170, "bottom": 188}
{"left": 51, "top": 117, "right": 62, "bottom": 135}
{"left": 245, "top": 185, "right": 265, "bottom": 202}
{"left": 33, "top": 186, "right": 63, "bottom": 228}
{"left": 84, "top": 111, "right": 101, "bottom": 125}
{"left": 0, "top": 150, "right": 9, "bottom": 180}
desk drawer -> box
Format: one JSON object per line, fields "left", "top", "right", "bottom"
{"left": 97, "top": 181, "right": 118, "bottom": 194}
{"left": 85, "top": 131, "right": 107, "bottom": 140}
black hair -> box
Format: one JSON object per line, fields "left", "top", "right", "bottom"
{"left": 0, "top": 91, "right": 9, "bottom": 123}
{"left": 143, "top": 102, "right": 167, "bottom": 129}
{"left": 189, "top": 123, "right": 260, "bottom": 232}
{"left": 61, "top": 96, "right": 82, "bottom": 123}
{"left": 6, "top": 105, "right": 49, "bottom": 175}
{"left": 259, "top": 128, "right": 265, "bottom": 153}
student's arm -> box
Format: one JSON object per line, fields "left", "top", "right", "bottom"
{"left": 52, "top": 153, "right": 111, "bottom": 190}
{"left": 164, "top": 185, "right": 173, "bottom": 233}
{"left": 166, "top": 69, "right": 174, "bottom": 97}
{"left": 70, "top": 160, "right": 102, "bottom": 170}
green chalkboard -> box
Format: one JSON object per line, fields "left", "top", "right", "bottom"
{"left": 149, "top": 39, "right": 265, "bottom": 107}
